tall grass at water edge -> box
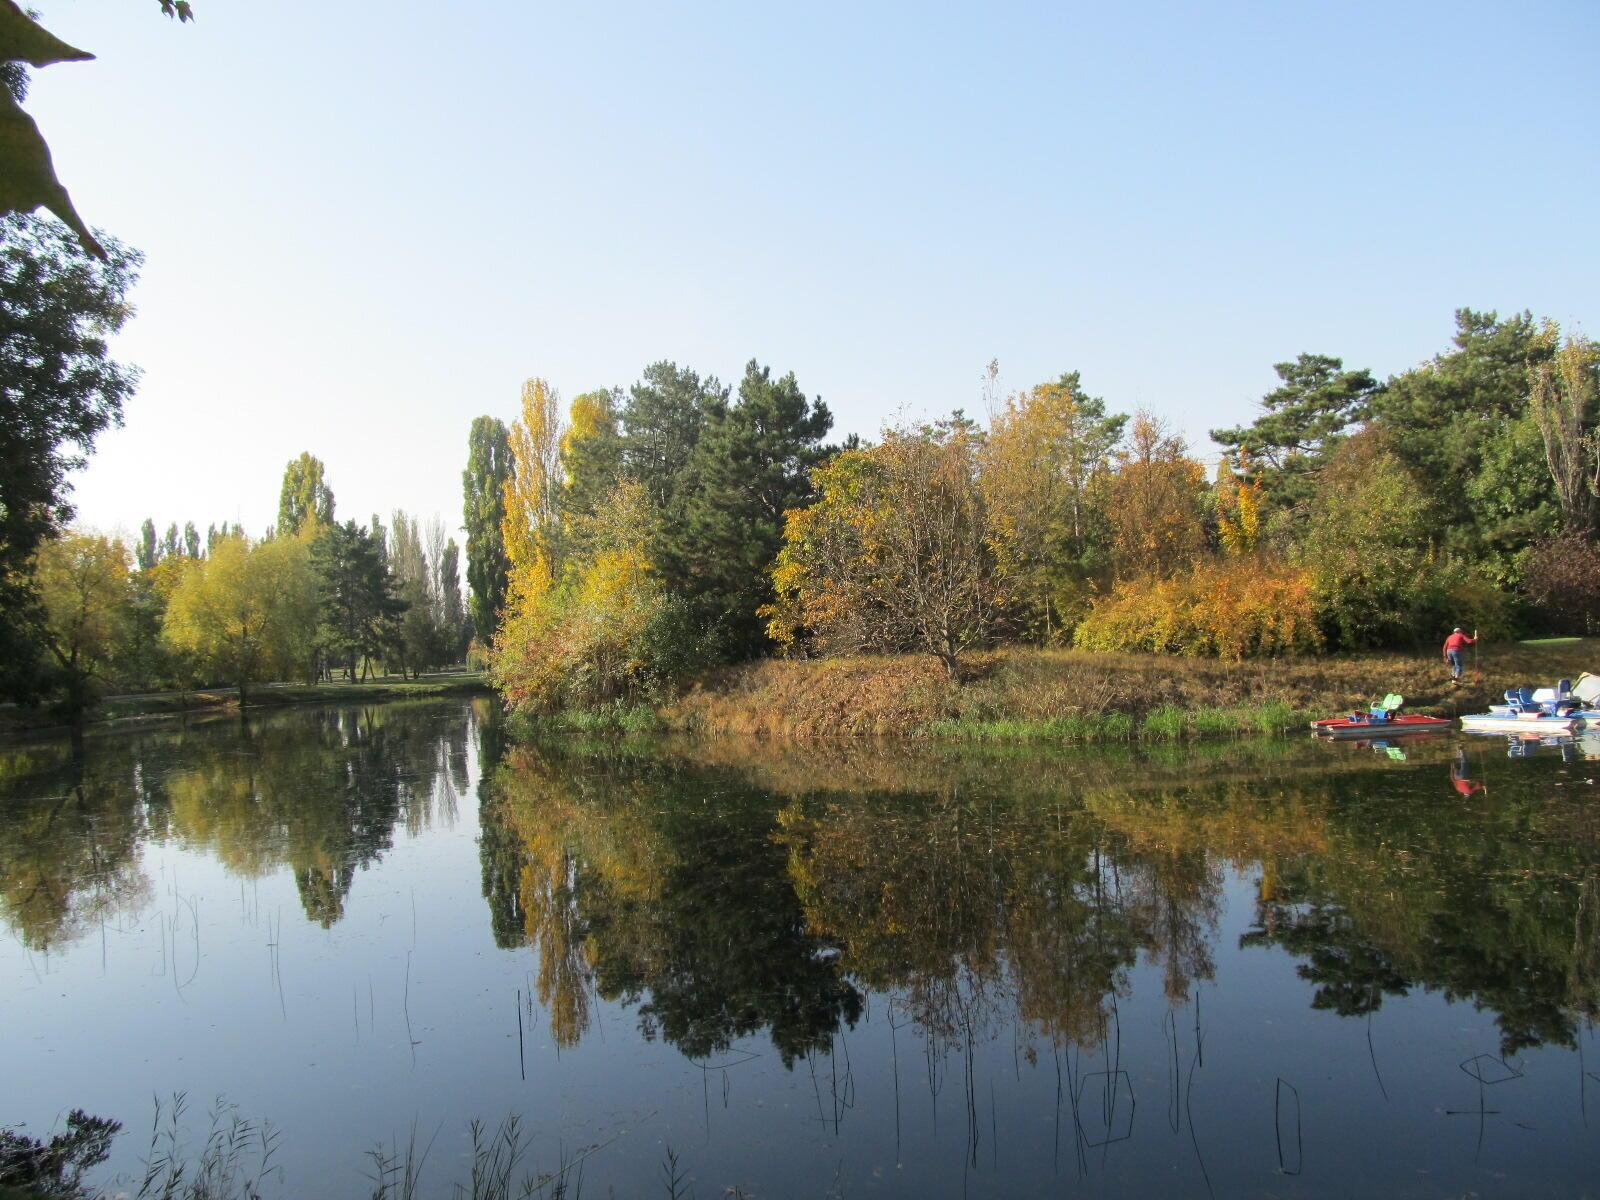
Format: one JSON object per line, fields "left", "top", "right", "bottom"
{"left": 923, "top": 699, "right": 1304, "bottom": 744}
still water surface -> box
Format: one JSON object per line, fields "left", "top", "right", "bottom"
{"left": 3, "top": 699, "right": 1599, "bottom": 1197}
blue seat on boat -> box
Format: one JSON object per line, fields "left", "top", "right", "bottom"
{"left": 1518, "top": 687, "right": 1535, "bottom": 705}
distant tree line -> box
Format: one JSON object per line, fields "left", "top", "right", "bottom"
{"left": 12, "top": 452, "right": 470, "bottom": 720}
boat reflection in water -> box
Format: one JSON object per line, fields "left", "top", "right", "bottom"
{"left": 1462, "top": 726, "right": 1600, "bottom": 760}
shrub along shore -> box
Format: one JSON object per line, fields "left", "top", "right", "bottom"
{"left": 651, "top": 640, "right": 1597, "bottom": 740}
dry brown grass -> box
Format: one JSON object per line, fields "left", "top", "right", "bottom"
{"left": 661, "top": 639, "right": 1600, "bottom": 738}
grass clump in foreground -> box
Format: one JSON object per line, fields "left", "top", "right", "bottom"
{"left": 922, "top": 698, "right": 1306, "bottom": 744}
{"left": 7, "top": 1095, "right": 719, "bottom": 1200}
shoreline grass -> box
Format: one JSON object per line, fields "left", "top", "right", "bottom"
{"left": 921, "top": 698, "right": 1306, "bottom": 744}
{"left": 658, "top": 640, "right": 1600, "bottom": 739}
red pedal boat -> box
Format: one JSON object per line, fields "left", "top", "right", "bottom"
{"left": 1311, "top": 693, "right": 1451, "bottom": 738}
{"left": 1310, "top": 713, "right": 1452, "bottom": 738}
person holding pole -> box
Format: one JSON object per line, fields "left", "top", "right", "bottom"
{"left": 1442, "top": 626, "right": 1476, "bottom": 683}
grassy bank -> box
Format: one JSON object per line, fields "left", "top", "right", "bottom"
{"left": 660, "top": 639, "right": 1600, "bottom": 740}
{"left": 0, "top": 672, "right": 490, "bottom": 739}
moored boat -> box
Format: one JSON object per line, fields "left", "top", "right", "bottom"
{"left": 1312, "top": 713, "right": 1452, "bottom": 738}
{"left": 1459, "top": 711, "right": 1579, "bottom": 734}
{"left": 1311, "top": 693, "right": 1450, "bottom": 738}
{"left": 1460, "top": 675, "right": 1600, "bottom": 734}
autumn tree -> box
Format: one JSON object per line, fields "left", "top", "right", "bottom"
{"left": 1291, "top": 431, "right": 1492, "bottom": 648}
{"left": 503, "top": 378, "right": 565, "bottom": 584}
{"left": 1527, "top": 329, "right": 1600, "bottom": 534}
{"left": 462, "top": 415, "right": 512, "bottom": 641}
{"left": 1105, "top": 411, "right": 1207, "bottom": 579}
{"left": 164, "top": 533, "right": 318, "bottom": 703}
{"left": 31, "top": 532, "right": 130, "bottom": 721}
{"left": 277, "top": 452, "right": 335, "bottom": 535}
{"left": 492, "top": 480, "right": 704, "bottom": 712}
{"left": 982, "top": 372, "right": 1125, "bottom": 641}
{"left": 1213, "top": 455, "right": 1262, "bottom": 557}
{"left": 765, "top": 419, "right": 1002, "bottom": 677}
{"left": 560, "top": 388, "right": 624, "bottom": 526}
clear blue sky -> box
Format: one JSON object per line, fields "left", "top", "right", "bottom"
{"left": 28, "top": 0, "right": 1599, "bottom": 544}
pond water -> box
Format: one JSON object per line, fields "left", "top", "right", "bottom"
{"left": 3, "top": 698, "right": 1599, "bottom": 1198}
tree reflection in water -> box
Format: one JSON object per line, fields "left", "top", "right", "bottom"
{"left": 480, "top": 735, "right": 1600, "bottom": 1068}
{"left": 0, "top": 701, "right": 482, "bottom": 948}
{"left": 3, "top": 704, "right": 1597, "bottom": 1081}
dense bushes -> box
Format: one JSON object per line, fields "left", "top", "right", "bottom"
{"left": 1074, "top": 561, "right": 1322, "bottom": 658}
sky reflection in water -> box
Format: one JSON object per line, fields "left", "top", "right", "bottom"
{"left": 2, "top": 700, "right": 1598, "bottom": 1198}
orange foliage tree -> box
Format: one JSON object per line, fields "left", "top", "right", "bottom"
{"left": 1105, "top": 411, "right": 1208, "bottom": 579}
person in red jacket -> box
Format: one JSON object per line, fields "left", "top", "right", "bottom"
{"left": 1442, "top": 627, "right": 1476, "bottom": 681}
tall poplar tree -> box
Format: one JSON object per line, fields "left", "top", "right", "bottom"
{"left": 462, "top": 416, "right": 511, "bottom": 642}
{"left": 431, "top": 526, "right": 467, "bottom": 660}
{"left": 277, "top": 452, "right": 335, "bottom": 535}
{"left": 389, "top": 509, "right": 445, "bottom": 677}
{"left": 136, "top": 518, "right": 157, "bottom": 570}
{"left": 560, "top": 388, "right": 625, "bottom": 526}
{"left": 503, "top": 378, "right": 564, "bottom": 585}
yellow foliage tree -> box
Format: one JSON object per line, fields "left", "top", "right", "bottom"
{"left": 503, "top": 377, "right": 565, "bottom": 596}
{"left": 1215, "top": 452, "right": 1262, "bottom": 557}
{"left": 163, "top": 532, "right": 318, "bottom": 703}
{"left": 493, "top": 479, "right": 695, "bottom": 713}
{"left": 981, "top": 375, "right": 1125, "bottom": 641}
{"left": 31, "top": 531, "right": 130, "bottom": 719}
